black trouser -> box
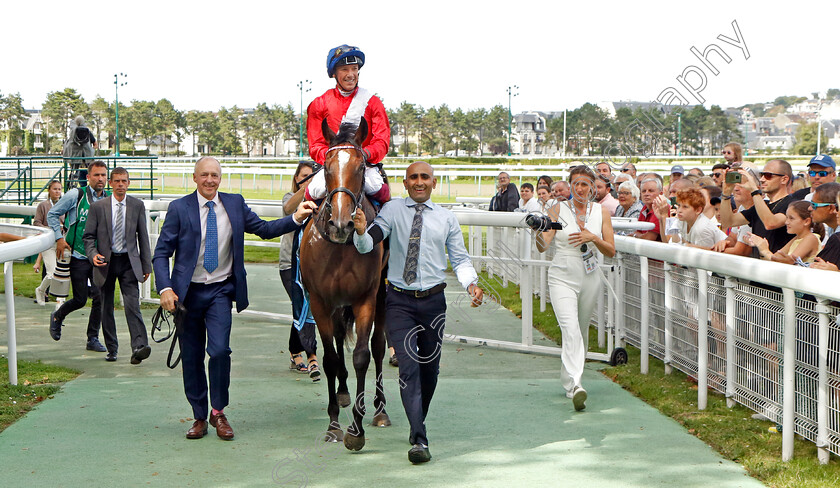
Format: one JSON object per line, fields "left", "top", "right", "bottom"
{"left": 55, "top": 256, "right": 101, "bottom": 340}
{"left": 100, "top": 254, "right": 147, "bottom": 354}
{"left": 386, "top": 285, "right": 447, "bottom": 447}
{"left": 280, "top": 268, "right": 317, "bottom": 357}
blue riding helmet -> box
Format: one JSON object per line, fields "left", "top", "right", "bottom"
{"left": 326, "top": 45, "right": 365, "bottom": 78}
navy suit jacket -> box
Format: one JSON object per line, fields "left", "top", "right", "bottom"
{"left": 152, "top": 191, "right": 301, "bottom": 312}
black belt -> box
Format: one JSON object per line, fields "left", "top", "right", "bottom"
{"left": 388, "top": 281, "right": 446, "bottom": 298}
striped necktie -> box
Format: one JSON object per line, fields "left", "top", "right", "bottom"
{"left": 113, "top": 202, "right": 125, "bottom": 252}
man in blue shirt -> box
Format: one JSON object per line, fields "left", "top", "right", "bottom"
{"left": 353, "top": 160, "right": 483, "bottom": 464}
{"left": 47, "top": 161, "right": 110, "bottom": 352}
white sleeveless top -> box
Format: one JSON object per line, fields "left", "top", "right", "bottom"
{"left": 551, "top": 201, "right": 604, "bottom": 258}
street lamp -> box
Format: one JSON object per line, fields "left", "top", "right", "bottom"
{"left": 507, "top": 85, "right": 518, "bottom": 156}
{"left": 677, "top": 113, "right": 682, "bottom": 156}
{"left": 297, "top": 80, "right": 311, "bottom": 157}
{"left": 114, "top": 73, "right": 127, "bottom": 157}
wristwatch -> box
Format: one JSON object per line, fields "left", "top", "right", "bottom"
{"left": 751, "top": 189, "right": 763, "bottom": 197}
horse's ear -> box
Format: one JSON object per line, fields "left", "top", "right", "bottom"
{"left": 321, "top": 118, "right": 336, "bottom": 144}
{"left": 355, "top": 117, "right": 368, "bottom": 147}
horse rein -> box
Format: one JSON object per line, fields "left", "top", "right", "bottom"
{"left": 316, "top": 143, "right": 366, "bottom": 243}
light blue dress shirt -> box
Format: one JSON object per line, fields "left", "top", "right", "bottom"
{"left": 354, "top": 197, "right": 478, "bottom": 291}
{"left": 47, "top": 186, "right": 108, "bottom": 259}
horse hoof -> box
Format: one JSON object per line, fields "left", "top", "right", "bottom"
{"left": 371, "top": 412, "right": 391, "bottom": 427}
{"left": 338, "top": 392, "right": 351, "bottom": 408}
{"left": 325, "top": 429, "right": 344, "bottom": 443}
{"left": 344, "top": 433, "right": 365, "bottom": 451}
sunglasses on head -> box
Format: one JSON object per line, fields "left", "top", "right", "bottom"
{"left": 760, "top": 172, "right": 785, "bottom": 179}
{"left": 810, "top": 201, "right": 836, "bottom": 209}
{"left": 808, "top": 170, "right": 832, "bottom": 178}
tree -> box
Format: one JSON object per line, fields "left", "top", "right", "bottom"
{"left": 156, "top": 99, "right": 181, "bottom": 156}
{"left": 391, "top": 101, "right": 419, "bottom": 156}
{"left": 42, "top": 88, "right": 88, "bottom": 141}
{"left": 794, "top": 122, "right": 825, "bottom": 155}
{"left": 128, "top": 100, "right": 159, "bottom": 152}
{"left": 88, "top": 96, "right": 110, "bottom": 149}
{"left": 827, "top": 88, "right": 840, "bottom": 100}
{"left": 216, "top": 106, "right": 242, "bottom": 155}
{"left": 0, "top": 92, "right": 27, "bottom": 149}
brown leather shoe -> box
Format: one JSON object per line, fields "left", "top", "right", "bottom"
{"left": 186, "top": 419, "right": 208, "bottom": 439}
{"left": 209, "top": 412, "right": 234, "bottom": 440}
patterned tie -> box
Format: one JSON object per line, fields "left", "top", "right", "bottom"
{"left": 402, "top": 203, "right": 426, "bottom": 285}
{"left": 204, "top": 201, "right": 218, "bottom": 273}
{"left": 114, "top": 202, "right": 125, "bottom": 252}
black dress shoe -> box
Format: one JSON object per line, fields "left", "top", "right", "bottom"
{"left": 408, "top": 443, "right": 431, "bottom": 464}
{"left": 105, "top": 351, "right": 117, "bottom": 362}
{"left": 130, "top": 345, "right": 151, "bottom": 365}
{"left": 49, "top": 311, "right": 62, "bottom": 341}
{"left": 86, "top": 338, "right": 107, "bottom": 352}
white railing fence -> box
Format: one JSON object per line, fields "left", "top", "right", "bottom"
{"left": 457, "top": 214, "right": 840, "bottom": 465}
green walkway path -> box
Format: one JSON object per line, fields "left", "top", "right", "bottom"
{"left": 0, "top": 264, "right": 764, "bottom": 487}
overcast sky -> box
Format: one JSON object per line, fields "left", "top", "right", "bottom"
{"left": 5, "top": 0, "right": 837, "bottom": 114}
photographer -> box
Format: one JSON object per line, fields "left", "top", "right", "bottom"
{"left": 533, "top": 165, "right": 615, "bottom": 412}
{"left": 719, "top": 159, "right": 795, "bottom": 257}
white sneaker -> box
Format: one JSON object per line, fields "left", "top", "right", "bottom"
{"left": 572, "top": 386, "right": 587, "bottom": 411}
{"left": 34, "top": 287, "right": 45, "bottom": 306}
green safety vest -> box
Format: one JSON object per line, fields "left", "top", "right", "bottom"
{"left": 65, "top": 187, "right": 110, "bottom": 257}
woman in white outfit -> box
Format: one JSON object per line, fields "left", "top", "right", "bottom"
{"left": 536, "top": 165, "right": 615, "bottom": 411}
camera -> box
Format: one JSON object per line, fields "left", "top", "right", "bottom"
{"left": 725, "top": 172, "right": 742, "bottom": 184}
{"left": 525, "top": 213, "right": 563, "bottom": 232}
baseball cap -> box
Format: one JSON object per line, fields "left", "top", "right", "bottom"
{"left": 809, "top": 154, "right": 836, "bottom": 170}
{"left": 671, "top": 165, "right": 685, "bottom": 175}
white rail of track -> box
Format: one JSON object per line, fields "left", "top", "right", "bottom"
{"left": 0, "top": 223, "right": 56, "bottom": 385}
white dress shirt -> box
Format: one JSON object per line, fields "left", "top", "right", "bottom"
{"left": 192, "top": 192, "right": 233, "bottom": 284}
{"left": 111, "top": 195, "right": 128, "bottom": 253}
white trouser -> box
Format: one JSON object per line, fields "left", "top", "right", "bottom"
{"left": 36, "top": 242, "right": 58, "bottom": 294}
{"left": 548, "top": 253, "right": 602, "bottom": 393}
{"left": 307, "top": 166, "right": 384, "bottom": 200}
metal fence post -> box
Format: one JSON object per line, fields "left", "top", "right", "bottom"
{"left": 724, "top": 276, "right": 736, "bottom": 408}
{"left": 664, "top": 262, "right": 673, "bottom": 375}
{"left": 597, "top": 254, "right": 605, "bottom": 348}
{"left": 640, "top": 256, "right": 649, "bottom": 375}
{"left": 520, "top": 227, "right": 532, "bottom": 347}
{"left": 816, "top": 299, "right": 830, "bottom": 464}
{"left": 782, "top": 288, "right": 796, "bottom": 461}
{"left": 697, "top": 269, "right": 709, "bottom": 410}
{"left": 5, "top": 261, "right": 18, "bottom": 385}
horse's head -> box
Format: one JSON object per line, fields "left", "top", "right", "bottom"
{"left": 320, "top": 117, "right": 368, "bottom": 243}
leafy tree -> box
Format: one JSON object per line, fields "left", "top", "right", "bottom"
{"left": 391, "top": 101, "right": 420, "bottom": 156}
{"left": 128, "top": 100, "right": 159, "bottom": 152}
{"left": 156, "top": 99, "right": 181, "bottom": 156}
{"left": 216, "top": 106, "right": 242, "bottom": 155}
{"left": 827, "top": 88, "right": 840, "bottom": 100}
{"left": 773, "top": 95, "right": 807, "bottom": 108}
{"left": 794, "top": 122, "right": 825, "bottom": 155}
{"left": 88, "top": 96, "right": 110, "bottom": 149}
{"left": 42, "top": 88, "right": 88, "bottom": 141}
{"left": 0, "top": 92, "right": 27, "bottom": 148}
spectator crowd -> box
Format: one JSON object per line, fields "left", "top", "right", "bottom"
{"left": 489, "top": 142, "right": 840, "bottom": 274}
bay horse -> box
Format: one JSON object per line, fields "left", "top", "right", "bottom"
{"left": 299, "top": 117, "right": 390, "bottom": 451}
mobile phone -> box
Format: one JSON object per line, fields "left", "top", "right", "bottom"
{"left": 725, "top": 172, "right": 742, "bottom": 184}
{"left": 669, "top": 197, "right": 677, "bottom": 207}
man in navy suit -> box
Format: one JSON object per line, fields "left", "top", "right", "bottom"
{"left": 153, "top": 157, "right": 315, "bottom": 440}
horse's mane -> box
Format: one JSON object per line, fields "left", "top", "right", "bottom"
{"left": 330, "top": 122, "right": 362, "bottom": 147}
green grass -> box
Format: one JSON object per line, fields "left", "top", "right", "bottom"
{"left": 487, "top": 274, "right": 840, "bottom": 488}
{"left": 0, "top": 359, "right": 80, "bottom": 433}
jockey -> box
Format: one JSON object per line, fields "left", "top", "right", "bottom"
{"left": 305, "top": 44, "right": 391, "bottom": 204}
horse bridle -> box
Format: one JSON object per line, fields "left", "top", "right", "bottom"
{"left": 322, "top": 144, "right": 365, "bottom": 216}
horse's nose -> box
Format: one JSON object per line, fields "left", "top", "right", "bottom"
{"left": 328, "top": 219, "right": 347, "bottom": 232}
